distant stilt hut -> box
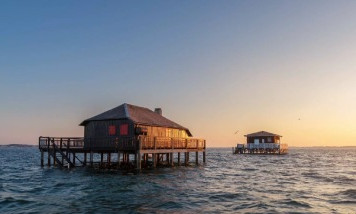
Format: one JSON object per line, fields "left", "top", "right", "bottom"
{"left": 39, "top": 103, "right": 206, "bottom": 170}
{"left": 233, "top": 131, "right": 288, "bottom": 155}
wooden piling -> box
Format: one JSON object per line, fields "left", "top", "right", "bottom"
{"left": 169, "top": 153, "right": 174, "bottom": 166}
{"left": 84, "top": 152, "right": 87, "bottom": 166}
{"left": 185, "top": 152, "right": 189, "bottom": 166}
{"left": 117, "top": 152, "right": 121, "bottom": 168}
{"left": 108, "top": 153, "right": 111, "bottom": 166}
{"left": 203, "top": 140, "right": 206, "bottom": 163}
{"left": 90, "top": 151, "right": 93, "bottom": 167}
{"left": 153, "top": 153, "right": 157, "bottom": 168}
{"left": 53, "top": 150, "right": 56, "bottom": 166}
{"left": 177, "top": 152, "right": 181, "bottom": 166}
{"left": 41, "top": 150, "right": 44, "bottom": 167}
{"left": 47, "top": 138, "right": 50, "bottom": 166}
{"left": 196, "top": 151, "right": 198, "bottom": 165}
{"left": 72, "top": 153, "right": 76, "bottom": 166}
{"left": 136, "top": 152, "right": 141, "bottom": 170}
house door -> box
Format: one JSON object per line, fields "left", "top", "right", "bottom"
{"left": 254, "top": 139, "right": 259, "bottom": 145}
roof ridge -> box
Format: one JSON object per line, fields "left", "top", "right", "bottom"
{"left": 126, "top": 103, "right": 152, "bottom": 111}
{"left": 124, "top": 103, "right": 130, "bottom": 118}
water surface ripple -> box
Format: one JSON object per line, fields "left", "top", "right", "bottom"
{"left": 0, "top": 147, "right": 355, "bottom": 213}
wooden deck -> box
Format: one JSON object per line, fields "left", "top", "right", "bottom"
{"left": 39, "top": 136, "right": 206, "bottom": 170}
{"left": 233, "top": 143, "right": 288, "bottom": 155}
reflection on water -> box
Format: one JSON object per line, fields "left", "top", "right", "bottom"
{"left": 0, "top": 147, "right": 355, "bottom": 213}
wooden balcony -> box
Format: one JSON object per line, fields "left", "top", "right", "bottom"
{"left": 39, "top": 137, "right": 84, "bottom": 151}
{"left": 246, "top": 143, "right": 287, "bottom": 150}
{"left": 233, "top": 143, "right": 288, "bottom": 155}
{"left": 38, "top": 136, "right": 206, "bottom": 169}
{"left": 39, "top": 136, "right": 206, "bottom": 152}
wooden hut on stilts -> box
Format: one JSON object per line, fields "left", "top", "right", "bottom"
{"left": 233, "top": 131, "right": 288, "bottom": 155}
{"left": 39, "top": 103, "right": 206, "bottom": 170}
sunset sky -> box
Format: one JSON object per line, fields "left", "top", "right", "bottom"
{"left": 1, "top": 1, "right": 356, "bottom": 147}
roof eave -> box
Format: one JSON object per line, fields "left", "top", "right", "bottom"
{"left": 79, "top": 118, "right": 131, "bottom": 126}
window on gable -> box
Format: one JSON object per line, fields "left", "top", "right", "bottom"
{"left": 120, "top": 124, "right": 128, "bottom": 135}
{"left": 109, "top": 125, "right": 116, "bottom": 135}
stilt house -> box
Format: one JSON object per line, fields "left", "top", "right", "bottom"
{"left": 234, "top": 131, "right": 288, "bottom": 154}
{"left": 39, "top": 103, "right": 206, "bottom": 169}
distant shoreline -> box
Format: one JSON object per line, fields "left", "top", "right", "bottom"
{"left": 207, "top": 146, "right": 356, "bottom": 149}
{"left": 0, "top": 144, "right": 36, "bottom": 147}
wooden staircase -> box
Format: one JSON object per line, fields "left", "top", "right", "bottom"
{"left": 48, "top": 143, "right": 75, "bottom": 168}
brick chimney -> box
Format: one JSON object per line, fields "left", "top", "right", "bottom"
{"left": 154, "top": 108, "right": 162, "bottom": 116}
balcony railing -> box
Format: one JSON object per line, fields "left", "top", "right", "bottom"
{"left": 245, "top": 143, "right": 288, "bottom": 150}
{"left": 39, "top": 137, "right": 84, "bottom": 150}
{"left": 39, "top": 136, "right": 206, "bottom": 151}
{"left": 139, "top": 136, "right": 206, "bottom": 150}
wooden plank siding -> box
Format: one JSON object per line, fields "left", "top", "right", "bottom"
{"left": 84, "top": 119, "right": 135, "bottom": 149}
{"left": 84, "top": 120, "right": 191, "bottom": 150}
{"left": 247, "top": 136, "right": 280, "bottom": 144}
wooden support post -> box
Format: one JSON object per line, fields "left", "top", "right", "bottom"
{"left": 108, "top": 153, "right": 111, "bottom": 166}
{"left": 47, "top": 152, "right": 51, "bottom": 167}
{"left": 177, "top": 152, "right": 180, "bottom": 166}
{"left": 41, "top": 150, "right": 44, "bottom": 167}
{"left": 59, "top": 138, "right": 63, "bottom": 164}
{"left": 170, "top": 153, "right": 174, "bottom": 167}
{"left": 196, "top": 151, "right": 199, "bottom": 165}
{"left": 203, "top": 140, "right": 206, "bottom": 163}
{"left": 90, "top": 151, "right": 93, "bottom": 167}
{"left": 100, "top": 152, "right": 103, "bottom": 165}
{"left": 66, "top": 139, "right": 70, "bottom": 158}
{"left": 53, "top": 150, "right": 56, "bottom": 166}
{"left": 47, "top": 138, "right": 50, "bottom": 166}
{"left": 136, "top": 152, "right": 141, "bottom": 170}
{"left": 117, "top": 152, "right": 121, "bottom": 168}
{"left": 187, "top": 152, "right": 190, "bottom": 164}
{"left": 84, "top": 152, "right": 87, "bottom": 166}
{"left": 153, "top": 153, "right": 156, "bottom": 168}
{"left": 73, "top": 153, "right": 76, "bottom": 166}
{"left": 185, "top": 152, "right": 188, "bottom": 166}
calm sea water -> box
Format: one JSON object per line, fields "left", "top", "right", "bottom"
{"left": 0, "top": 147, "right": 355, "bottom": 214}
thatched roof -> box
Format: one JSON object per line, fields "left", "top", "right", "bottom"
{"left": 80, "top": 103, "right": 192, "bottom": 136}
{"left": 244, "top": 131, "right": 282, "bottom": 137}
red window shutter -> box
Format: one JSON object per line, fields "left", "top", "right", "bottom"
{"left": 120, "top": 124, "right": 128, "bottom": 135}
{"left": 109, "top": 125, "right": 116, "bottom": 135}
